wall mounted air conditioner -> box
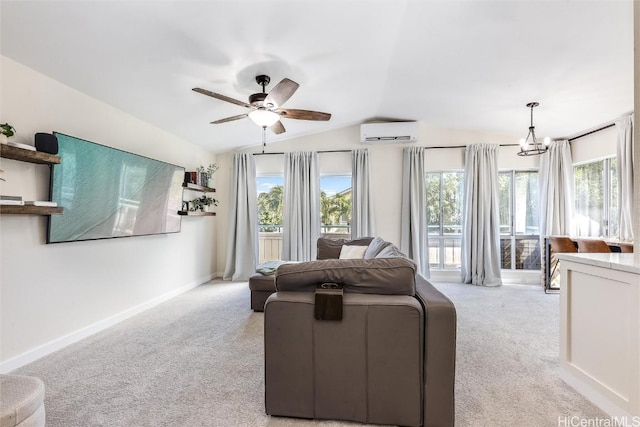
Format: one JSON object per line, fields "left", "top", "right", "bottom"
{"left": 360, "top": 121, "right": 419, "bottom": 143}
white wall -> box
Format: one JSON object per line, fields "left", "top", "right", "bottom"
{"left": 0, "top": 57, "right": 218, "bottom": 369}
{"left": 214, "top": 122, "right": 542, "bottom": 272}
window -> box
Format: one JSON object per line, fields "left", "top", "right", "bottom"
{"left": 320, "top": 175, "right": 352, "bottom": 238}
{"left": 426, "top": 171, "right": 463, "bottom": 269}
{"left": 256, "top": 176, "right": 284, "bottom": 263}
{"left": 574, "top": 157, "right": 618, "bottom": 238}
{"left": 256, "top": 176, "right": 284, "bottom": 232}
{"left": 499, "top": 170, "right": 541, "bottom": 270}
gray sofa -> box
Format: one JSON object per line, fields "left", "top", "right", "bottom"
{"left": 264, "top": 237, "right": 456, "bottom": 427}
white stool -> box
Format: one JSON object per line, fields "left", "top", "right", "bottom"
{"left": 0, "top": 374, "right": 45, "bottom": 427}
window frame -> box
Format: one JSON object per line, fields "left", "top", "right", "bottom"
{"left": 573, "top": 156, "right": 618, "bottom": 238}
{"left": 426, "top": 170, "right": 464, "bottom": 270}
{"left": 499, "top": 169, "right": 541, "bottom": 271}
{"left": 319, "top": 173, "right": 353, "bottom": 238}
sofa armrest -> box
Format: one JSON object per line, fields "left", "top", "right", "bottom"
{"left": 415, "top": 275, "right": 456, "bottom": 427}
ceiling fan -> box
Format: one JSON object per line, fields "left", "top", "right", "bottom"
{"left": 193, "top": 75, "right": 331, "bottom": 134}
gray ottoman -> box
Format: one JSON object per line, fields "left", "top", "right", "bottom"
{"left": 249, "top": 273, "right": 276, "bottom": 312}
{"left": 0, "top": 374, "right": 45, "bottom": 427}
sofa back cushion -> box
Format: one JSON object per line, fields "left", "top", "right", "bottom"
{"left": 316, "top": 237, "right": 374, "bottom": 260}
{"left": 275, "top": 257, "right": 416, "bottom": 295}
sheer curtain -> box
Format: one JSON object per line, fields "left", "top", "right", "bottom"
{"left": 351, "top": 148, "right": 375, "bottom": 239}
{"left": 616, "top": 114, "right": 634, "bottom": 241}
{"left": 461, "top": 144, "right": 502, "bottom": 286}
{"left": 400, "top": 147, "right": 429, "bottom": 277}
{"left": 282, "top": 151, "right": 321, "bottom": 261}
{"left": 539, "top": 140, "right": 574, "bottom": 237}
{"left": 223, "top": 153, "right": 258, "bottom": 281}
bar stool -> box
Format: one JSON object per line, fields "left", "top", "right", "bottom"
{"left": 548, "top": 237, "right": 577, "bottom": 288}
{"left": 577, "top": 239, "right": 611, "bottom": 253}
{"left": 549, "top": 237, "right": 577, "bottom": 254}
{"left": 619, "top": 243, "right": 634, "bottom": 253}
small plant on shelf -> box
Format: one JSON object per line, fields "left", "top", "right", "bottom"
{"left": 0, "top": 123, "right": 15, "bottom": 137}
{"left": 0, "top": 123, "right": 15, "bottom": 144}
{"left": 190, "top": 195, "right": 219, "bottom": 212}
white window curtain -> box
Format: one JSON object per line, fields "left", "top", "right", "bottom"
{"left": 351, "top": 148, "right": 375, "bottom": 239}
{"left": 400, "top": 147, "right": 429, "bottom": 277}
{"left": 616, "top": 113, "right": 634, "bottom": 241}
{"left": 538, "top": 140, "right": 574, "bottom": 237}
{"left": 282, "top": 151, "right": 321, "bottom": 261}
{"left": 461, "top": 144, "right": 502, "bottom": 286}
{"left": 223, "top": 153, "right": 258, "bottom": 281}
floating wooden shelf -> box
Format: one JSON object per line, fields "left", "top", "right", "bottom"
{"left": 182, "top": 183, "right": 215, "bottom": 193}
{"left": 0, "top": 144, "right": 61, "bottom": 165}
{"left": 0, "top": 205, "right": 64, "bottom": 215}
{"left": 178, "top": 210, "right": 216, "bottom": 216}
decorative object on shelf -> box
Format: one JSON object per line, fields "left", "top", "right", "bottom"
{"left": 517, "top": 102, "right": 551, "bottom": 156}
{"left": 190, "top": 194, "right": 219, "bottom": 212}
{"left": 196, "top": 163, "right": 220, "bottom": 188}
{"left": 0, "top": 195, "right": 23, "bottom": 206}
{"left": 0, "top": 123, "right": 15, "bottom": 145}
{"left": 34, "top": 133, "right": 59, "bottom": 154}
{"left": 7, "top": 140, "right": 36, "bottom": 151}
{"left": 24, "top": 200, "right": 58, "bottom": 207}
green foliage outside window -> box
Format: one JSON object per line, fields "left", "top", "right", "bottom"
{"left": 257, "top": 185, "right": 284, "bottom": 231}
{"left": 257, "top": 184, "right": 352, "bottom": 231}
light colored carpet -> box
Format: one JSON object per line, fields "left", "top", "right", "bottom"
{"left": 12, "top": 280, "right": 607, "bottom": 426}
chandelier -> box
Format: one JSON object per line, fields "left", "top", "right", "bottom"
{"left": 517, "top": 102, "right": 551, "bottom": 156}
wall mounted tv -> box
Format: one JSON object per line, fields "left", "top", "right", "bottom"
{"left": 48, "top": 133, "right": 185, "bottom": 243}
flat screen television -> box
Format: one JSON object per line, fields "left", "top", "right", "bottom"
{"left": 47, "top": 133, "right": 184, "bottom": 243}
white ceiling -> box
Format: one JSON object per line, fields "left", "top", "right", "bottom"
{"left": 0, "top": 1, "right": 634, "bottom": 153}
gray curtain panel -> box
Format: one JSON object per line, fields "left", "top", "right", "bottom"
{"left": 616, "top": 113, "right": 634, "bottom": 241}
{"left": 400, "top": 147, "right": 429, "bottom": 277}
{"left": 539, "top": 140, "right": 574, "bottom": 237}
{"left": 461, "top": 144, "right": 502, "bottom": 286}
{"left": 282, "top": 151, "right": 321, "bottom": 261}
{"left": 223, "top": 153, "right": 258, "bottom": 281}
{"left": 351, "top": 148, "right": 376, "bottom": 239}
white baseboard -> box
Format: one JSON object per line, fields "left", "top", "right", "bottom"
{"left": 0, "top": 274, "right": 213, "bottom": 373}
{"left": 560, "top": 370, "right": 637, "bottom": 424}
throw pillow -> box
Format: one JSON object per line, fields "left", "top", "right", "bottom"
{"left": 339, "top": 245, "right": 368, "bottom": 259}
{"left": 364, "top": 236, "right": 392, "bottom": 259}
{"left": 375, "top": 244, "right": 406, "bottom": 258}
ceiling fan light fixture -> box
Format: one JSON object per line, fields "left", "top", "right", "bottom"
{"left": 248, "top": 109, "right": 280, "bottom": 127}
{"left": 517, "top": 102, "right": 551, "bottom": 156}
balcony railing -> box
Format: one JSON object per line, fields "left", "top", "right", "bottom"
{"left": 259, "top": 224, "right": 540, "bottom": 272}
{"left": 258, "top": 224, "right": 351, "bottom": 263}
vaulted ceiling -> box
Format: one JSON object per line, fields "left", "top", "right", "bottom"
{"left": 0, "top": 1, "right": 633, "bottom": 153}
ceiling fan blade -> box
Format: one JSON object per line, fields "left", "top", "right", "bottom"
{"left": 269, "top": 121, "right": 286, "bottom": 134}
{"left": 192, "top": 88, "right": 250, "bottom": 108}
{"left": 264, "top": 78, "right": 299, "bottom": 109}
{"left": 211, "top": 113, "right": 248, "bottom": 124}
{"left": 278, "top": 109, "right": 331, "bottom": 121}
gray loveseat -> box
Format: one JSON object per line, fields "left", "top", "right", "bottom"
{"left": 264, "top": 237, "right": 456, "bottom": 427}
